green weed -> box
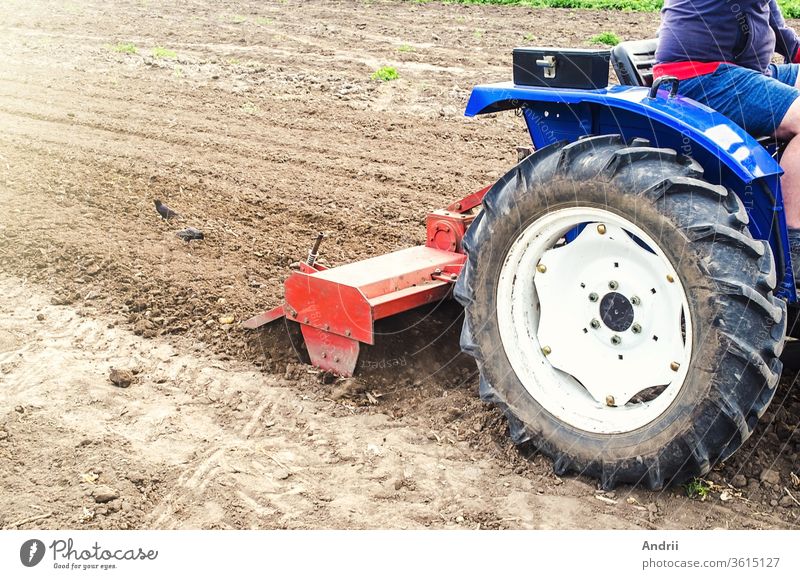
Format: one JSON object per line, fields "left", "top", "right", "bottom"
{"left": 240, "top": 101, "right": 261, "bottom": 115}
{"left": 152, "top": 46, "right": 177, "bottom": 59}
{"left": 111, "top": 42, "right": 138, "bottom": 54}
{"left": 685, "top": 478, "right": 711, "bottom": 500}
{"left": 397, "top": 44, "right": 415, "bottom": 53}
{"left": 590, "top": 31, "right": 621, "bottom": 46}
{"left": 371, "top": 66, "right": 400, "bottom": 81}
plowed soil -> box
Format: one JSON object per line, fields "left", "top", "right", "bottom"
{"left": 1, "top": 0, "right": 799, "bottom": 529}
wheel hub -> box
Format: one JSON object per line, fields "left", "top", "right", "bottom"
{"left": 533, "top": 220, "right": 688, "bottom": 409}
{"left": 599, "top": 291, "right": 634, "bottom": 332}
{"left": 496, "top": 207, "right": 693, "bottom": 434}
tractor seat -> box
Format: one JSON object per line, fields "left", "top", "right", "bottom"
{"left": 610, "top": 39, "right": 783, "bottom": 153}
{"left": 611, "top": 39, "right": 658, "bottom": 87}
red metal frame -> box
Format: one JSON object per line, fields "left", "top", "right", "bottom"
{"left": 243, "top": 186, "right": 489, "bottom": 376}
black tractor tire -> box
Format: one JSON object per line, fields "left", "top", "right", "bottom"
{"left": 454, "top": 135, "right": 787, "bottom": 489}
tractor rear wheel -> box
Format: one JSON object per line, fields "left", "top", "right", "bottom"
{"left": 455, "top": 135, "right": 787, "bottom": 489}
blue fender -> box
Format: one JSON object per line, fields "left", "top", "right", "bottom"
{"left": 466, "top": 82, "right": 795, "bottom": 301}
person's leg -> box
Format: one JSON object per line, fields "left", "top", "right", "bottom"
{"left": 768, "top": 63, "right": 800, "bottom": 88}
{"left": 774, "top": 100, "right": 800, "bottom": 270}
{"left": 775, "top": 100, "right": 800, "bottom": 229}
{"left": 678, "top": 64, "right": 800, "bottom": 278}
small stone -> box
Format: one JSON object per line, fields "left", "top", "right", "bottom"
{"left": 760, "top": 468, "right": 781, "bottom": 486}
{"left": 92, "top": 485, "right": 120, "bottom": 504}
{"left": 779, "top": 495, "right": 796, "bottom": 508}
{"left": 219, "top": 316, "right": 235, "bottom": 325}
{"left": 731, "top": 474, "right": 747, "bottom": 488}
{"left": 14, "top": 406, "right": 23, "bottom": 413}
{"left": 106, "top": 501, "right": 121, "bottom": 513}
{"left": 770, "top": 499, "right": 779, "bottom": 507}
{"left": 36, "top": 313, "right": 45, "bottom": 321}
{"left": 127, "top": 471, "right": 147, "bottom": 485}
{"left": 394, "top": 479, "right": 404, "bottom": 490}
{"left": 275, "top": 470, "right": 290, "bottom": 480}
{"left": 455, "top": 515, "right": 465, "bottom": 523}
{"left": 109, "top": 368, "right": 134, "bottom": 388}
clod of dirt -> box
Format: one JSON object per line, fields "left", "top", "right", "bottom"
{"left": 731, "top": 474, "right": 747, "bottom": 488}
{"left": 92, "top": 485, "right": 120, "bottom": 504}
{"left": 760, "top": 469, "right": 781, "bottom": 486}
{"left": 0, "top": 430, "right": 8, "bottom": 441}
{"left": 109, "top": 368, "right": 134, "bottom": 388}
{"left": 330, "top": 378, "right": 366, "bottom": 400}
{"left": 133, "top": 319, "right": 157, "bottom": 338}
{"left": 36, "top": 313, "right": 45, "bottom": 321}
{"left": 218, "top": 315, "right": 235, "bottom": 325}
{"left": 175, "top": 227, "right": 204, "bottom": 241}
{"left": 126, "top": 471, "right": 147, "bottom": 485}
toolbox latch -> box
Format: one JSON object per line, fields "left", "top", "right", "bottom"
{"left": 535, "top": 55, "right": 557, "bottom": 79}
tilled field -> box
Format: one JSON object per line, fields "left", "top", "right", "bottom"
{"left": 0, "top": 0, "right": 799, "bottom": 529}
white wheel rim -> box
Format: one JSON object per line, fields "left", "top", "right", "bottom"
{"left": 496, "top": 207, "right": 693, "bottom": 434}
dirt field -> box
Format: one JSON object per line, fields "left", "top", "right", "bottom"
{"left": 1, "top": 0, "right": 799, "bottom": 529}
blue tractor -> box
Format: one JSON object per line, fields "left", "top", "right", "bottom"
{"left": 458, "top": 40, "right": 790, "bottom": 489}
{"left": 249, "top": 41, "right": 794, "bottom": 489}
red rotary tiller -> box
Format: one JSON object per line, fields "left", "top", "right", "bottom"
{"left": 243, "top": 186, "right": 489, "bottom": 377}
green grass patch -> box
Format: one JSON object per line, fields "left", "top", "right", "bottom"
{"left": 152, "top": 46, "right": 177, "bottom": 59}
{"left": 411, "top": 0, "right": 800, "bottom": 18}
{"left": 111, "top": 42, "right": 138, "bottom": 54}
{"left": 254, "top": 17, "right": 273, "bottom": 25}
{"left": 685, "top": 478, "right": 711, "bottom": 500}
{"left": 240, "top": 101, "right": 261, "bottom": 115}
{"left": 371, "top": 66, "right": 400, "bottom": 81}
{"left": 230, "top": 14, "right": 248, "bottom": 23}
{"left": 397, "top": 44, "right": 415, "bottom": 53}
{"left": 590, "top": 31, "right": 621, "bottom": 46}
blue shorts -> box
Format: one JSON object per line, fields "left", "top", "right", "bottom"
{"left": 677, "top": 63, "right": 800, "bottom": 137}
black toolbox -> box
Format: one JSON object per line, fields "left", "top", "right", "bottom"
{"left": 513, "top": 47, "right": 611, "bottom": 89}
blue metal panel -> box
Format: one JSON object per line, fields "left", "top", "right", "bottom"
{"left": 466, "top": 82, "right": 796, "bottom": 301}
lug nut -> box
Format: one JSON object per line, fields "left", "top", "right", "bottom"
{"left": 631, "top": 296, "right": 641, "bottom": 306}
{"left": 611, "top": 335, "right": 621, "bottom": 345}
{"left": 542, "top": 346, "right": 552, "bottom": 355}
{"left": 589, "top": 292, "right": 599, "bottom": 302}
{"left": 605, "top": 395, "right": 615, "bottom": 407}
{"left": 537, "top": 263, "right": 547, "bottom": 273}
{"left": 670, "top": 361, "right": 680, "bottom": 371}
{"left": 632, "top": 323, "right": 641, "bottom": 334}
{"left": 666, "top": 274, "right": 675, "bottom": 283}
{"left": 590, "top": 319, "right": 601, "bottom": 329}
{"left": 608, "top": 280, "right": 618, "bottom": 290}
{"left": 597, "top": 224, "right": 607, "bottom": 235}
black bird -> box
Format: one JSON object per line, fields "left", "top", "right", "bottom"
{"left": 154, "top": 199, "right": 179, "bottom": 220}
{"left": 175, "top": 227, "right": 204, "bottom": 241}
